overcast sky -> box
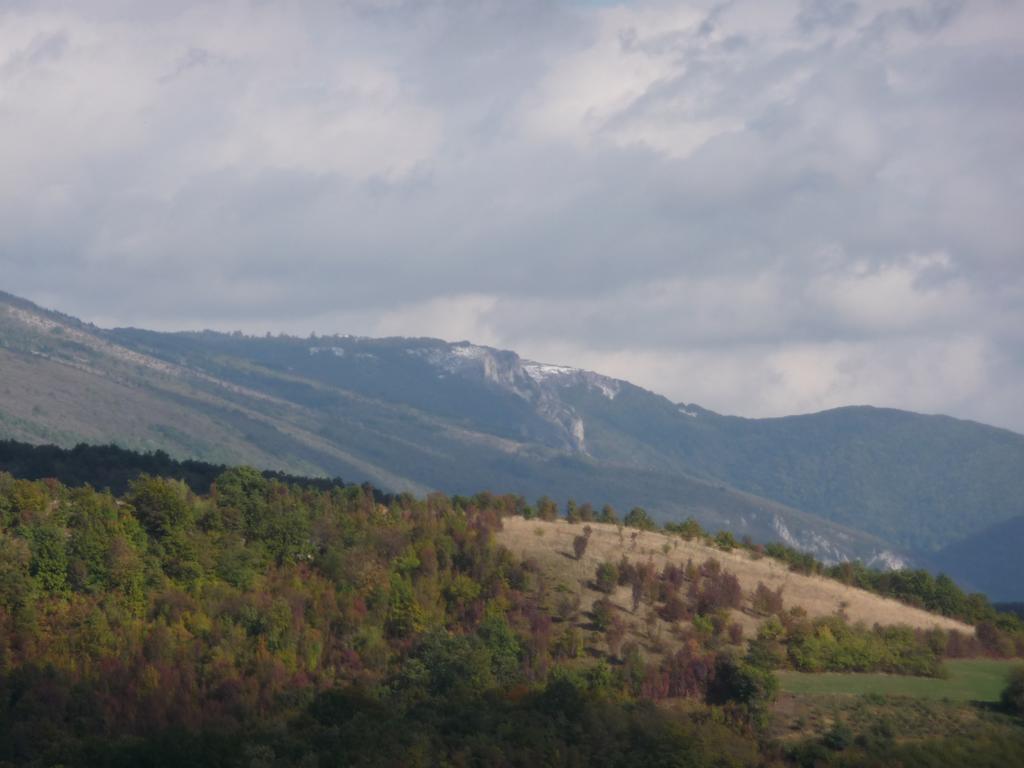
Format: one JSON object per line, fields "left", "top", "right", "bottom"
{"left": 2, "top": 0, "right": 1022, "bottom": 431}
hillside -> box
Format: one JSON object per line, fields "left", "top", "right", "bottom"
{"left": 496, "top": 517, "right": 971, "bottom": 645}
{"left": 496, "top": 517, "right": 973, "bottom": 672}
{"left": 3, "top": 290, "right": 1024, "bottom": 593}
{"left": 2, "top": 460, "right": 1021, "bottom": 767}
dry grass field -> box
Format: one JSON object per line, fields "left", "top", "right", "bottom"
{"left": 496, "top": 517, "right": 971, "bottom": 659}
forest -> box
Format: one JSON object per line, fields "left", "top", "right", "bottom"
{"left": 0, "top": 441, "right": 1022, "bottom": 766}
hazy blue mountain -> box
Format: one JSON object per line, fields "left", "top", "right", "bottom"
{"left": 931, "top": 516, "right": 1024, "bottom": 602}
{"left": 3, "top": 289, "right": 1023, "bottom": 592}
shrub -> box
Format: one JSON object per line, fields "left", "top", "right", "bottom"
{"left": 594, "top": 561, "right": 618, "bottom": 593}
{"left": 707, "top": 656, "right": 779, "bottom": 722}
{"left": 1003, "top": 666, "right": 1024, "bottom": 716}
{"left": 605, "top": 613, "right": 627, "bottom": 659}
{"left": 591, "top": 596, "right": 615, "bottom": 631}
{"left": 714, "top": 531, "right": 737, "bottom": 551}
{"left": 751, "top": 582, "right": 784, "bottom": 616}
{"left": 728, "top": 622, "right": 744, "bottom": 645}
{"left": 661, "top": 594, "right": 689, "bottom": 623}
{"left": 664, "top": 517, "right": 703, "bottom": 540}
{"left": 690, "top": 561, "right": 743, "bottom": 614}
{"left": 572, "top": 532, "right": 589, "bottom": 560}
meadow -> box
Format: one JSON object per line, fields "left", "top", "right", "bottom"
{"left": 777, "top": 659, "right": 1021, "bottom": 702}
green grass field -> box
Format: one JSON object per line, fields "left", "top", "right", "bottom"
{"left": 777, "top": 659, "right": 1022, "bottom": 702}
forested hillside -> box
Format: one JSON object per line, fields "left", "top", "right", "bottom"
{"left": 1, "top": 453, "right": 1023, "bottom": 766}
{"left": 0, "top": 439, "right": 351, "bottom": 497}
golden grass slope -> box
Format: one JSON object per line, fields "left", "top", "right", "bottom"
{"left": 496, "top": 517, "right": 972, "bottom": 644}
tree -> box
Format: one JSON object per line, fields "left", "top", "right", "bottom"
{"left": 0, "top": 532, "right": 33, "bottom": 614}
{"left": 752, "top": 582, "right": 784, "bottom": 616}
{"left": 478, "top": 613, "right": 522, "bottom": 686}
{"left": 665, "top": 517, "right": 702, "bottom": 540}
{"left": 708, "top": 656, "right": 779, "bottom": 723}
{"left": 573, "top": 533, "right": 589, "bottom": 560}
{"left": 212, "top": 466, "right": 269, "bottom": 533}
{"left": 566, "top": 499, "right": 580, "bottom": 524}
{"left": 536, "top": 496, "right": 558, "bottom": 522}
{"left": 660, "top": 594, "right": 688, "bottom": 623}
{"left": 624, "top": 507, "right": 655, "bottom": 531}
{"left": 714, "top": 531, "right": 737, "bottom": 552}
{"left": 26, "top": 523, "right": 67, "bottom": 594}
{"left": 387, "top": 573, "right": 425, "bottom": 638}
{"left": 128, "top": 476, "right": 191, "bottom": 539}
{"left": 598, "top": 504, "right": 618, "bottom": 524}
{"left": 573, "top": 525, "right": 592, "bottom": 560}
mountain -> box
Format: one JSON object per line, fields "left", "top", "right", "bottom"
{"left": 932, "top": 516, "right": 1024, "bottom": 602}
{"left": 3, "top": 290, "right": 1023, "bottom": 588}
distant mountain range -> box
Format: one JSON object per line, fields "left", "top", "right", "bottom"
{"left": 2, "top": 289, "right": 1022, "bottom": 598}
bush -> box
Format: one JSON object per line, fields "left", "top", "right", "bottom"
{"left": 689, "top": 561, "right": 742, "bottom": 614}
{"left": 708, "top": 656, "right": 779, "bottom": 716}
{"left": 660, "top": 594, "right": 689, "bottom": 623}
{"left": 1003, "top": 666, "right": 1024, "bottom": 716}
{"left": 714, "top": 531, "right": 737, "bottom": 551}
{"left": 594, "top": 561, "right": 618, "bottom": 593}
{"left": 751, "top": 582, "right": 784, "bottom": 616}
{"left": 823, "top": 722, "right": 853, "bottom": 751}
{"left": 592, "top": 596, "right": 615, "bottom": 631}
{"left": 664, "top": 517, "right": 703, "bottom": 540}
{"left": 573, "top": 532, "right": 590, "bottom": 560}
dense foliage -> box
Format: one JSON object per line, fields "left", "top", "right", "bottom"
{"left": 1, "top": 446, "right": 1021, "bottom": 766}
{"left": 0, "top": 469, "right": 783, "bottom": 766}
{"left": 747, "top": 614, "right": 946, "bottom": 677}
{"left": 0, "top": 439, "right": 352, "bottom": 497}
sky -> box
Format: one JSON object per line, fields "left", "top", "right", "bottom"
{"left": 1, "top": 0, "right": 1022, "bottom": 432}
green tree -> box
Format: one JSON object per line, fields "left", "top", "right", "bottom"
{"left": 624, "top": 507, "right": 655, "bottom": 531}
{"left": 536, "top": 496, "right": 558, "bottom": 522}
{"left": 598, "top": 504, "right": 618, "bottom": 524}
{"left": 387, "top": 573, "right": 425, "bottom": 638}
{"left": 478, "top": 612, "right": 521, "bottom": 686}
{"left": 212, "top": 466, "right": 269, "bottom": 533}
{"left": 566, "top": 499, "right": 580, "bottom": 524}
{"left": 67, "top": 487, "right": 140, "bottom": 594}
{"left": 0, "top": 532, "right": 34, "bottom": 615}
{"left": 714, "top": 531, "right": 737, "bottom": 551}
{"left": 708, "top": 656, "right": 778, "bottom": 726}
{"left": 128, "top": 476, "right": 191, "bottom": 539}
{"left": 26, "top": 523, "right": 67, "bottom": 594}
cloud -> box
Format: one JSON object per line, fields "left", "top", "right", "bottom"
{"left": 0, "top": 0, "right": 1022, "bottom": 432}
